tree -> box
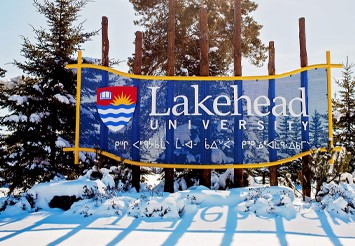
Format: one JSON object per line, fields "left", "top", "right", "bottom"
{"left": 309, "top": 146, "right": 350, "bottom": 200}
{"left": 128, "top": 0, "right": 267, "bottom": 76}
{"left": 332, "top": 59, "right": 355, "bottom": 171}
{"left": 277, "top": 114, "right": 302, "bottom": 184}
{"left": 0, "top": 68, "right": 6, "bottom": 77}
{"left": 0, "top": 0, "right": 97, "bottom": 192}
{"left": 309, "top": 110, "right": 327, "bottom": 149}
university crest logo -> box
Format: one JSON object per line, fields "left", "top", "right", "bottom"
{"left": 96, "top": 86, "right": 137, "bottom": 132}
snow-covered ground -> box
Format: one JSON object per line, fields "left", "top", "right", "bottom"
{"left": 0, "top": 172, "right": 354, "bottom": 246}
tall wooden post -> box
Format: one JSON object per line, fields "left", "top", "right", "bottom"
{"left": 299, "top": 18, "right": 308, "bottom": 68}
{"left": 167, "top": 0, "right": 175, "bottom": 77}
{"left": 164, "top": 0, "right": 175, "bottom": 193}
{"left": 132, "top": 31, "right": 143, "bottom": 192}
{"left": 268, "top": 41, "right": 278, "bottom": 186}
{"left": 299, "top": 17, "right": 311, "bottom": 199}
{"left": 133, "top": 32, "right": 143, "bottom": 75}
{"left": 200, "top": 8, "right": 209, "bottom": 76}
{"left": 233, "top": 0, "right": 244, "bottom": 187}
{"left": 99, "top": 16, "right": 110, "bottom": 170}
{"left": 199, "top": 7, "right": 211, "bottom": 188}
{"left": 268, "top": 42, "right": 276, "bottom": 76}
{"left": 102, "top": 16, "right": 109, "bottom": 67}
{"left": 234, "top": 0, "right": 242, "bottom": 77}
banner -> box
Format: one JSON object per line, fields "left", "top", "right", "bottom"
{"left": 71, "top": 59, "right": 338, "bottom": 167}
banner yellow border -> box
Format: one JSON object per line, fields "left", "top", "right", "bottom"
{"left": 63, "top": 146, "right": 343, "bottom": 169}
{"left": 66, "top": 55, "right": 341, "bottom": 82}
{"left": 64, "top": 51, "right": 342, "bottom": 168}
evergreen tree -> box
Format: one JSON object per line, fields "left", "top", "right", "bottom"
{"left": 332, "top": 59, "right": 355, "bottom": 171}
{"left": 128, "top": 0, "right": 266, "bottom": 76}
{"left": 277, "top": 115, "right": 302, "bottom": 183}
{"left": 0, "top": 68, "right": 6, "bottom": 77}
{"left": 309, "top": 110, "right": 327, "bottom": 149}
{"left": 0, "top": 0, "right": 97, "bottom": 192}
{"left": 278, "top": 115, "right": 296, "bottom": 157}
{"left": 309, "top": 146, "right": 350, "bottom": 200}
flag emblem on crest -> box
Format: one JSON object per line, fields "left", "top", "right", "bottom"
{"left": 96, "top": 86, "right": 137, "bottom": 132}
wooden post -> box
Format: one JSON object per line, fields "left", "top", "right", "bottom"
{"left": 234, "top": 0, "right": 244, "bottom": 187}
{"left": 133, "top": 32, "right": 143, "bottom": 75}
{"left": 268, "top": 41, "right": 278, "bottom": 186}
{"left": 167, "top": 0, "right": 175, "bottom": 77}
{"left": 99, "top": 16, "right": 110, "bottom": 170}
{"left": 268, "top": 41, "right": 275, "bottom": 76}
{"left": 200, "top": 8, "right": 209, "bottom": 76}
{"left": 164, "top": 0, "right": 175, "bottom": 193}
{"left": 199, "top": 7, "right": 211, "bottom": 188}
{"left": 102, "top": 16, "right": 109, "bottom": 67}
{"left": 299, "top": 17, "right": 311, "bottom": 199}
{"left": 234, "top": 0, "right": 242, "bottom": 77}
{"left": 132, "top": 31, "right": 143, "bottom": 192}
{"left": 299, "top": 18, "right": 308, "bottom": 68}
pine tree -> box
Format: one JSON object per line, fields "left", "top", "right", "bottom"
{"left": 277, "top": 115, "right": 302, "bottom": 183}
{"left": 278, "top": 115, "right": 296, "bottom": 157}
{"left": 309, "top": 146, "right": 351, "bottom": 200}
{"left": 0, "top": 68, "right": 6, "bottom": 77}
{"left": 309, "top": 110, "right": 327, "bottom": 149}
{"left": 0, "top": 0, "right": 97, "bottom": 192}
{"left": 128, "top": 0, "right": 266, "bottom": 76}
{"left": 332, "top": 58, "right": 355, "bottom": 171}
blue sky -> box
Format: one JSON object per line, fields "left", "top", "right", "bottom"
{"left": 0, "top": 0, "right": 136, "bottom": 77}
{"left": 1, "top": 0, "right": 355, "bottom": 89}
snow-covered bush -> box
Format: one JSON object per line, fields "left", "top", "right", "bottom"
{"left": 310, "top": 147, "right": 351, "bottom": 196}
{"left": 25, "top": 177, "right": 107, "bottom": 211}
{"left": 0, "top": 195, "right": 32, "bottom": 215}
{"left": 0, "top": 194, "right": 30, "bottom": 213}
{"left": 173, "top": 169, "right": 200, "bottom": 191}
{"left": 312, "top": 181, "right": 355, "bottom": 221}
{"left": 66, "top": 196, "right": 135, "bottom": 217}
{"left": 174, "top": 176, "right": 188, "bottom": 192}
{"left": 172, "top": 169, "right": 236, "bottom": 191}
{"left": 211, "top": 169, "right": 234, "bottom": 190}
{"left": 128, "top": 193, "right": 194, "bottom": 219}
{"left": 108, "top": 165, "right": 132, "bottom": 191}
{"left": 84, "top": 165, "right": 132, "bottom": 192}
{"left": 237, "top": 186, "right": 297, "bottom": 220}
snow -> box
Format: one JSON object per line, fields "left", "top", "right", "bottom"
{"left": 0, "top": 76, "right": 24, "bottom": 89}
{"left": 55, "top": 136, "right": 70, "bottom": 148}
{"left": 180, "top": 67, "right": 189, "bottom": 75}
{"left": 100, "top": 168, "right": 116, "bottom": 189}
{"left": 174, "top": 123, "right": 195, "bottom": 145}
{"left": 209, "top": 46, "right": 219, "bottom": 52}
{"left": 8, "top": 95, "right": 28, "bottom": 105}
{"left": 0, "top": 174, "right": 355, "bottom": 245}
{"left": 333, "top": 110, "right": 343, "bottom": 123}
{"left": 211, "top": 148, "right": 233, "bottom": 163}
{"left": 54, "top": 93, "right": 70, "bottom": 104}
{"left": 3, "top": 114, "right": 28, "bottom": 123}
{"left": 29, "top": 113, "right": 41, "bottom": 123}
{"left": 26, "top": 178, "right": 107, "bottom": 210}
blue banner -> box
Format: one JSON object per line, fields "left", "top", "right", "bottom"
{"left": 78, "top": 67, "right": 329, "bottom": 165}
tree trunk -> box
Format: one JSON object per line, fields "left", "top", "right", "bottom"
{"left": 299, "top": 17, "right": 311, "bottom": 199}
{"left": 164, "top": 0, "right": 175, "bottom": 193}
{"left": 233, "top": 0, "right": 244, "bottom": 187}
{"left": 132, "top": 31, "right": 143, "bottom": 192}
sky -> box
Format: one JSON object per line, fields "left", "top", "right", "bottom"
{"left": 1, "top": 0, "right": 355, "bottom": 90}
